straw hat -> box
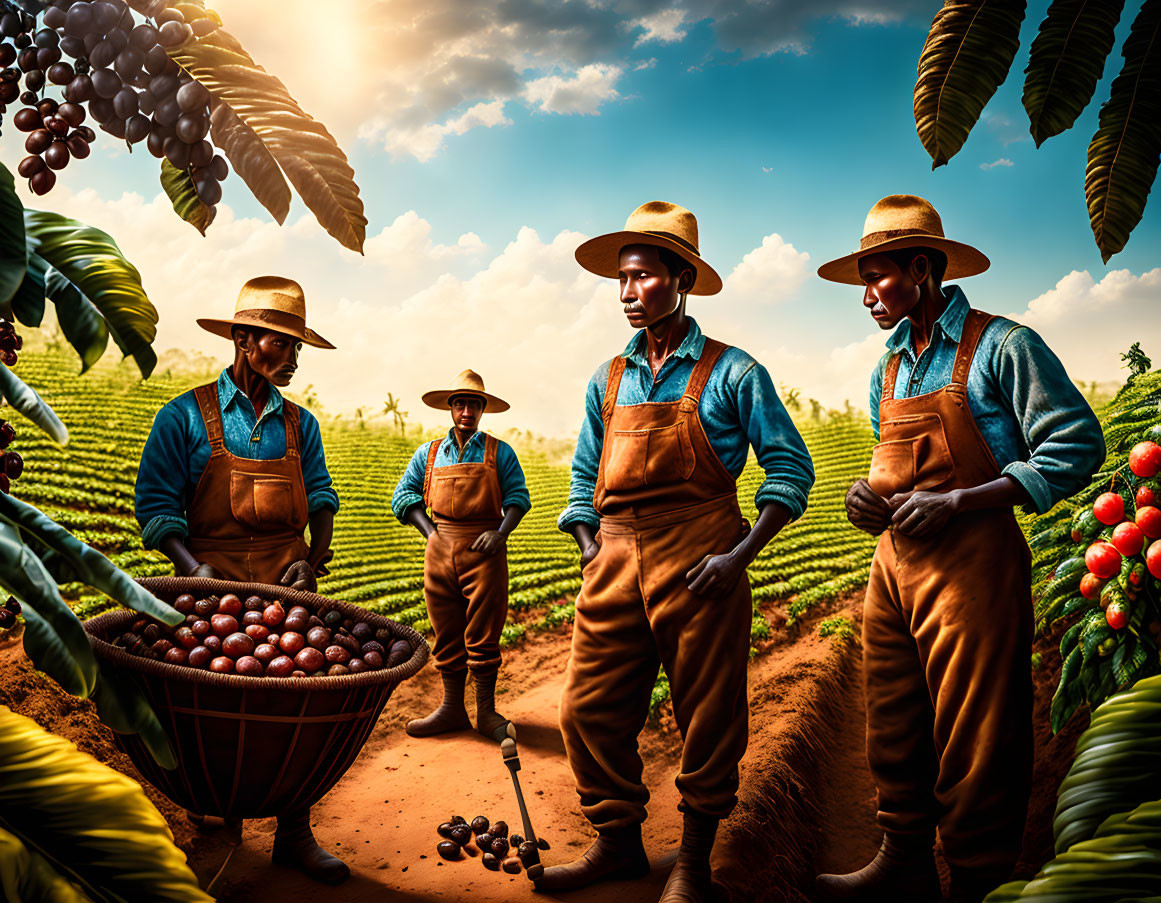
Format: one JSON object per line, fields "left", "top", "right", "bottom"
{"left": 422, "top": 369, "right": 510, "bottom": 413}
{"left": 196, "top": 276, "right": 335, "bottom": 349}
{"left": 817, "top": 195, "right": 990, "bottom": 285}
{"left": 575, "top": 201, "right": 723, "bottom": 296}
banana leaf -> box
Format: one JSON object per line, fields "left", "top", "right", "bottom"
{"left": 1085, "top": 0, "right": 1161, "bottom": 261}
{"left": 23, "top": 210, "right": 158, "bottom": 377}
{"left": 0, "top": 163, "right": 27, "bottom": 311}
{"left": 0, "top": 362, "right": 68, "bottom": 445}
{"left": 1023, "top": 0, "right": 1126, "bottom": 146}
{"left": 915, "top": 0, "right": 1028, "bottom": 167}
{"left": 8, "top": 252, "right": 46, "bottom": 329}
{"left": 159, "top": 159, "right": 216, "bottom": 236}
{"left": 0, "top": 825, "right": 91, "bottom": 903}
{"left": 0, "top": 707, "right": 211, "bottom": 903}
{"left": 44, "top": 267, "right": 109, "bottom": 375}
{"left": 0, "top": 492, "right": 181, "bottom": 625}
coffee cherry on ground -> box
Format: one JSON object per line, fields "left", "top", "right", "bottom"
{"left": 501, "top": 857, "right": 522, "bottom": 874}
{"left": 235, "top": 655, "right": 263, "bottom": 677}
{"left": 210, "top": 613, "right": 238, "bottom": 637}
{"left": 188, "top": 646, "right": 211, "bottom": 668}
{"left": 449, "top": 825, "right": 472, "bottom": 847}
{"left": 306, "top": 626, "right": 330, "bottom": 650}
{"left": 221, "top": 632, "right": 254, "bottom": 659}
{"left": 510, "top": 834, "right": 524, "bottom": 848}
{"left": 537, "top": 837, "right": 550, "bottom": 851}
{"left": 490, "top": 837, "right": 508, "bottom": 857}
{"left": 202, "top": 635, "right": 222, "bottom": 653}
{"left": 436, "top": 841, "right": 461, "bottom": 861}
{"left": 518, "top": 841, "right": 536, "bottom": 863}
{"left": 294, "top": 646, "right": 324, "bottom": 673}
{"left": 279, "top": 631, "right": 305, "bottom": 656}
{"left": 491, "top": 820, "right": 508, "bottom": 838}
{"left": 451, "top": 816, "right": 468, "bottom": 826}
{"left": 481, "top": 852, "right": 499, "bottom": 871}
{"left": 266, "top": 655, "right": 294, "bottom": 677}
{"left": 437, "top": 822, "right": 456, "bottom": 840}
{"left": 209, "top": 656, "right": 233, "bottom": 674}
{"left": 326, "top": 663, "right": 350, "bottom": 676}
{"left": 174, "top": 593, "right": 195, "bottom": 614}
{"left": 245, "top": 595, "right": 265, "bottom": 612}
{"left": 262, "top": 602, "right": 285, "bottom": 627}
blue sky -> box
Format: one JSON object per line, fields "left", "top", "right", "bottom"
{"left": 6, "top": 0, "right": 1158, "bottom": 433}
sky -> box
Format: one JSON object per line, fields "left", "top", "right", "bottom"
{"left": 4, "top": 0, "right": 1159, "bottom": 436}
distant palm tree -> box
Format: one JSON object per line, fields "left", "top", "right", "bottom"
{"left": 780, "top": 384, "right": 802, "bottom": 413}
{"left": 354, "top": 407, "right": 365, "bottom": 430}
{"left": 809, "top": 398, "right": 823, "bottom": 422}
{"left": 383, "top": 394, "right": 408, "bottom": 435}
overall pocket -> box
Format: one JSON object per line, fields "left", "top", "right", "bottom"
{"left": 868, "top": 414, "right": 955, "bottom": 498}
{"left": 230, "top": 472, "right": 294, "bottom": 530}
{"left": 604, "top": 419, "right": 695, "bottom": 491}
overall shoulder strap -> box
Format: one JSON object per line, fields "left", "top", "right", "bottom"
{"left": 601, "top": 357, "right": 627, "bottom": 427}
{"left": 681, "top": 338, "right": 728, "bottom": 410}
{"left": 484, "top": 433, "right": 498, "bottom": 468}
{"left": 422, "top": 439, "right": 441, "bottom": 505}
{"left": 192, "top": 383, "right": 225, "bottom": 454}
{"left": 951, "top": 310, "right": 995, "bottom": 386}
{"left": 881, "top": 354, "right": 903, "bottom": 403}
{"left": 282, "top": 400, "right": 301, "bottom": 456}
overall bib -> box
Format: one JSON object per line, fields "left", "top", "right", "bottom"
{"left": 186, "top": 383, "right": 311, "bottom": 584}
{"left": 560, "top": 338, "right": 753, "bottom": 832}
{"left": 422, "top": 433, "right": 508, "bottom": 675}
{"left": 864, "top": 310, "right": 1032, "bottom": 878}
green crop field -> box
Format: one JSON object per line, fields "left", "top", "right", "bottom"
{"left": 7, "top": 350, "right": 878, "bottom": 649}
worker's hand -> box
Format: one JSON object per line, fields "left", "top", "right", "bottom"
{"left": 890, "top": 490, "right": 960, "bottom": 539}
{"left": 280, "top": 560, "right": 318, "bottom": 593}
{"left": 845, "top": 479, "right": 892, "bottom": 535}
{"left": 188, "top": 562, "right": 218, "bottom": 579}
{"left": 686, "top": 551, "right": 746, "bottom": 597}
{"left": 579, "top": 540, "right": 601, "bottom": 572}
{"left": 471, "top": 530, "right": 507, "bottom": 556}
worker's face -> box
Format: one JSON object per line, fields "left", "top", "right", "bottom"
{"left": 617, "top": 245, "right": 693, "bottom": 330}
{"left": 237, "top": 328, "right": 301, "bottom": 386}
{"left": 450, "top": 396, "right": 484, "bottom": 433}
{"left": 858, "top": 252, "right": 927, "bottom": 331}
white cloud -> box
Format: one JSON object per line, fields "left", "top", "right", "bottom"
{"left": 376, "top": 101, "right": 512, "bottom": 162}
{"left": 720, "top": 233, "right": 811, "bottom": 303}
{"left": 633, "top": 9, "right": 689, "bottom": 45}
{"left": 980, "top": 157, "right": 1015, "bottom": 170}
{"left": 522, "top": 64, "right": 624, "bottom": 115}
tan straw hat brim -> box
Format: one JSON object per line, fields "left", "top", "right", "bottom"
{"left": 196, "top": 311, "right": 335, "bottom": 349}
{"left": 817, "top": 235, "right": 990, "bottom": 285}
{"left": 421, "top": 389, "right": 510, "bottom": 413}
{"left": 575, "top": 230, "right": 723, "bottom": 296}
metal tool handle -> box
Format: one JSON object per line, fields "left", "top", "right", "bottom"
{"left": 501, "top": 728, "right": 543, "bottom": 880}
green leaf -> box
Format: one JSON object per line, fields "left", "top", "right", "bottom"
{"left": 0, "top": 707, "right": 213, "bottom": 903}
{"left": 208, "top": 97, "right": 291, "bottom": 224}
{"left": 0, "top": 492, "right": 182, "bottom": 626}
{"left": 0, "top": 825, "right": 91, "bottom": 903}
{"left": 8, "top": 251, "right": 46, "bottom": 329}
{"left": 0, "top": 362, "right": 68, "bottom": 445}
{"left": 44, "top": 267, "right": 109, "bottom": 374}
{"left": 90, "top": 662, "right": 177, "bottom": 770}
{"left": 0, "top": 523, "right": 96, "bottom": 698}
{"left": 1023, "top": 0, "right": 1126, "bottom": 146}
{"left": 159, "top": 159, "right": 216, "bottom": 236}
{"left": 914, "top": 0, "right": 1028, "bottom": 167}
{"left": 23, "top": 210, "right": 158, "bottom": 377}
{"left": 1085, "top": 0, "right": 1161, "bottom": 261}
{"left": 0, "top": 164, "right": 27, "bottom": 310}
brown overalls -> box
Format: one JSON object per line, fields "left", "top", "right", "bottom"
{"left": 560, "top": 339, "right": 753, "bottom": 832}
{"left": 422, "top": 433, "right": 508, "bottom": 675}
{"left": 186, "top": 383, "right": 311, "bottom": 583}
{"left": 864, "top": 310, "right": 1032, "bottom": 878}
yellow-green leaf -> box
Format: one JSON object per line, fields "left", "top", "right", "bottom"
{"left": 159, "top": 159, "right": 216, "bottom": 236}
{"left": 0, "top": 825, "right": 91, "bottom": 903}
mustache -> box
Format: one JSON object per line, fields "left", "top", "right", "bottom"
{"left": 623, "top": 301, "right": 645, "bottom": 314}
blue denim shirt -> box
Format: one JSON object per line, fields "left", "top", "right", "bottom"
{"left": 135, "top": 368, "right": 340, "bottom": 549}
{"left": 869, "top": 286, "right": 1105, "bottom": 514}
{"left": 559, "top": 317, "right": 815, "bottom": 531}
{"left": 391, "top": 430, "right": 531, "bottom": 522}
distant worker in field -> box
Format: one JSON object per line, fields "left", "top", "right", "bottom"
{"left": 134, "top": 275, "right": 347, "bottom": 885}
{"left": 392, "top": 370, "right": 530, "bottom": 743}
{"left": 540, "top": 201, "right": 815, "bottom": 901}
{"left": 815, "top": 195, "right": 1104, "bottom": 903}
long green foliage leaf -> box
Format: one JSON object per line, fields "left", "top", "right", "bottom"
{"left": 90, "top": 662, "right": 176, "bottom": 771}
{"left": 0, "top": 707, "right": 211, "bottom": 903}
{"left": 1085, "top": 0, "right": 1161, "bottom": 261}
{"left": 159, "top": 159, "right": 216, "bottom": 236}
{"left": 44, "top": 267, "right": 109, "bottom": 374}
{"left": 915, "top": 0, "right": 1028, "bottom": 167}
{"left": 23, "top": 210, "right": 158, "bottom": 377}
{"left": 1023, "top": 0, "right": 1126, "bottom": 146}
{"left": 0, "top": 825, "right": 90, "bottom": 903}
{"left": 0, "top": 362, "right": 67, "bottom": 445}
{"left": 8, "top": 252, "right": 45, "bottom": 328}
{"left": 0, "top": 164, "right": 27, "bottom": 310}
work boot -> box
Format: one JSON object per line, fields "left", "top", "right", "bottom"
{"left": 406, "top": 670, "right": 471, "bottom": 737}
{"left": 533, "top": 825, "right": 650, "bottom": 892}
{"left": 815, "top": 834, "right": 941, "bottom": 901}
{"left": 271, "top": 808, "right": 350, "bottom": 886}
{"left": 659, "top": 811, "right": 719, "bottom": 902}
{"left": 473, "top": 668, "right": 511, "bottom": 742}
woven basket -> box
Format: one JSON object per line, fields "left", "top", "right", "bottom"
{"left": 84, "top": 577, "right": 429, "bottom": 819}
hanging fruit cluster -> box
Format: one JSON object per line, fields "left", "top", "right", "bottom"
{"left": 0, "top": 596, "right": 19, "bottom": 630}
{"left": 0, "top": 0, "right": 228, "bottom": 207}
{"left": 0, "top": 416, "right": 20, "bottom": 494}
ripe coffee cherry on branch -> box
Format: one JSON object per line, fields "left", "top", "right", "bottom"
{"left": 17, "top": 155, "right": 44, "bottom": 177}
{"left": 44, "top": 142, "right": 70, "bottom": 171}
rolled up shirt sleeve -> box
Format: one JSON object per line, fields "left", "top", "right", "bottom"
{"left": 497, "top": 441, "right": 532, "bottom": 512}
{"left": 869, "top": 355, "right": 887, "bottom": 441}
{"left": 299, "top": 408, "right": 340, "bottom": 515}
{"left": 558, "top": 363, "right": 608, "bottom": 533}
{"left": 135, "top": 402, "right": 192, "bottom": 550}
{"left": 391, "top": 442, "right": 431, "bottom": 524}
{"left": 996, "top": 325, "right": 1106, "bottom": 514}
{"left": 736, "top": 360, "right": 814, "bottom": 521}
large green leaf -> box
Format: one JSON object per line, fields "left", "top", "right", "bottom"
{"left": 0, "top": 492, "right": 181, "bottom": 626}
{"left": 0, "top": 362, "right": 68, "bottom": 445}
{"left": 23, "top": 210, "right": 158, "bottom": 377}
{"left": 8, "top": 252, "right": 46, "bottom": 329}
{"left": 0, "top": 825, "right": 90, "bottom": 903}
{"left": 159, "top": 159, "right": 216, "bottom": 236}
{"left": 90, "top": 662, "right": 176, "bottom": 771}
{"left": 1023, "top": 0, "right": 1126, "bottom": 146}
{"left": 207, "top": 97, "right": 291, "bottom": 225}
{"left": 915, "top": 1, "right": 1028, "bottom": 167}
{"left": 1085, "top": 0, "right": 1161, "bottom": 261}
{"left": 0, "top": 707, "right": 212, "bottom": 903}
{"left": 0, "top": 523, "right": 96, "bottom": 698}
{"left": 0, "top": 164, "right": 27, "bottom": 311}
{"left": 44, "top": 267, "right": 109, "bottom": 374}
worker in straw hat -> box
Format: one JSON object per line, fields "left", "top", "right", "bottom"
{"left": 134, "top": 275, "right": 349, "bottom": 884}
{"left": 392, "top": 370, "right": 530, "bottom": 742}
{"left": 538, "top": 201, "right": 815, "bottom": 900}
{"left": 814, "top": 196, "right": 1104, "bottom": 903}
